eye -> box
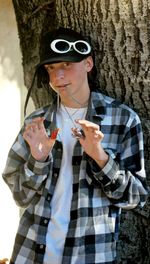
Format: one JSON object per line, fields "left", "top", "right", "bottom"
{"left": 44, "top": 65, "right": 54, "bottom": 72}
{"left": 63, "top": 62, "right": 71, "bottom": 67}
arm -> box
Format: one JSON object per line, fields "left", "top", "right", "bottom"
{"left": 76, "top": 117, "right": 149, "bottom": 209}
{"left": 2, "top": 118, "right": 58, "bottom": 208}
{"left": 2, "top": 132, "right": 52, "bottom": 207}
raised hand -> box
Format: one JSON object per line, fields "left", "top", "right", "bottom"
{"left": 72, "top": 119, "right": 108, "bottom": 168}
{"left": 23, "top": 117, "right": 59, "bottom": 161}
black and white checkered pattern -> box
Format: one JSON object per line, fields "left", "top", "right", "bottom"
{"left": 3, "top": 90, "right": 148, "bottom": 264}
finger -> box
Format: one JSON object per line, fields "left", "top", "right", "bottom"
{"left": 24, "top": 124, "right": 37, "bottom": 135}
{"left": 24, "top": 123, "right": 32, "bottom": 131}
{"left": 32, "top": 117, "right": 45, "bottom": 130}
{"left": 50, "top": 128, "right": 60, "bottom": 140}
{"left": 32, "top": 124, "right": 38, "bottom": 132}
{"left": 30, "top": 123, "right": 38, "bottom": 131}
{"left": 25, "top": 117, "right": 45, "bottom": 130}
{"left": 75, "top": 119, "right": 99, "bottom": 130}
{"left": 32, "top": 117, "right": 45, "bottom": 123}
{"left": 23, "top": 131, "right": 32, "bottom": 143}
{"left": 94, "top": 130, "right": 104, "bottom": 140}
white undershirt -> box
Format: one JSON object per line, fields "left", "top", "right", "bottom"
{"left": 44, "top": 104, "right": 87, "bottom": 264}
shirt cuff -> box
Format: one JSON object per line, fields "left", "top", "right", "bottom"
{"left": 26, "top": 154, "right": 51, "bottom": 175}
{"left": 87, "top": 155, "right": 119, "bottom": 186}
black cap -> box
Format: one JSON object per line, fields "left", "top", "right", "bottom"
{"left": 37, "top": 27, "right": 92, "bottom": 67}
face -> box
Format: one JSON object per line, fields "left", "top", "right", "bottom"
{"left": 44, "top": 57, "right": 93, "bottom": 107}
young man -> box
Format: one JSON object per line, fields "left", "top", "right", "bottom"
{"left": 2, "top": 27, "right": 148, "bottom": 264}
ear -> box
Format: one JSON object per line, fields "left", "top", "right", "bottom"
{"left": 85, "top": 56, "right": 94, "bottom": 72}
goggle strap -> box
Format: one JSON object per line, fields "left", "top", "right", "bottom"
{"left": 24, "top": 69, "right": 37, "bottom": 117}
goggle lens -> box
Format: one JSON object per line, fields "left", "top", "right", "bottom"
{"left": 75, "top": 42, "right": 88, "bottom": 53}
{"left": 55, "top": 41, "right": 70, "bottom": 52}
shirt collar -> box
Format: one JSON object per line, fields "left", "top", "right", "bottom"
{"left": 86, "top": 90, "right": 106, "bottom": 123}
{"left": 43, "top": 89, "right": 106, "bottom": 128}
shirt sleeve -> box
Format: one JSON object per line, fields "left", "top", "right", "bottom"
{"left": 2, "top": 129, "right": 52, "bottom": 208}
{"left": 86, "top": 114, "right": 149, "bottom": 210}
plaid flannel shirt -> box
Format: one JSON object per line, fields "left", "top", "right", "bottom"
{"left": 3, "top": 90, "right": 148, "bottom": 264}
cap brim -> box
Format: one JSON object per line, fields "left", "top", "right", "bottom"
{"left": 37, "top": 54, "right": 85, "bottom": 68}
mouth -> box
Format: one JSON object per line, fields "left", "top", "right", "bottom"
{"left": 56, "top": 84, "right": 70, "bottom": 90}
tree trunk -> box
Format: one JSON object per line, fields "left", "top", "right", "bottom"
{"left": 12, "top": 0, "right": 150, "bottom": 263}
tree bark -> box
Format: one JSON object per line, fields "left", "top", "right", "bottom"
{"left": 12, "top": 0, "right": 150, "bottom": 263}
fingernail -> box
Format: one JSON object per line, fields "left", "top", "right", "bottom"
{"left": 50, "top": 128, "right": 60, "bottom": 139}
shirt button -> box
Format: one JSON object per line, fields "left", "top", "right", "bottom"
{"left": 54, "top": 173, "right": 58, "bottom": 177}
{"left": 47, "top": 195, "right": 51, "bottom": 201}
{"left": 44, "top": 219, "right": 48, "bottom": 224}
{"left": 40, "top": 244, "right": 44, "bottom": 249}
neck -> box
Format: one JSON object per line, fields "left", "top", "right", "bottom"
{"left": 61, "top": 100, "right": 88, "bottom": 108}
{"left": 61, "top": 87, "right": 90, "bottom": 108}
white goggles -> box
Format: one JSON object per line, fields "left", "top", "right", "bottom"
{"left": 50, "top": 39, "right": 91, "bottom": 55}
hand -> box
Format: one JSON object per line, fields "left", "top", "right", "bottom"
{"left": 72, "top": 119, "right": 108, "bottom": 168}
{"left": 23, "top": 117, "right": 59, "bottom": 161}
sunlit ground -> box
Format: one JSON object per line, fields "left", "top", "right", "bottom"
{"left": 0, "top": 68, "right": 34, "bottom": 261}
{"left": 0, "top": 78, "right": 20, "bottom": 260}
{"left": 0, "top": 1, "right": 35, "bottom": 260}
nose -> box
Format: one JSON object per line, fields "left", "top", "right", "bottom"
{"left": 54, "top": 68, "right": 65, "bottom": 80}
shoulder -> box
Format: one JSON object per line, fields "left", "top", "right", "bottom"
{"left": 91, "top": 89, "right": 141, "bottom": 125}
{"left": 24, "top": 104, "right": 51, "bottom": 121}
